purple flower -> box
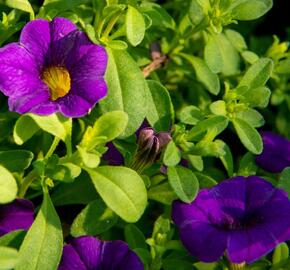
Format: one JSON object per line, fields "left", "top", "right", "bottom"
{"left": 256, "top": 131, "right": 290, "bottom": 173}
{"left": 58, "top": 236, "right": 144, "bottom": 270}
{"left": 0, "top": 17, "right": 107, "bottom": 117}
{"left": 172, "top": 176, "right": 290, "bottom": 264}
{"left": 0, "top": 199, "right": 34, "bottom": 236}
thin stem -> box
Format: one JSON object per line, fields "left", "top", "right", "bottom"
{"left": 229, "top": 262, "right": 246, "bottom": 270}
{"left": 18, "top": 170, "right": 39, "bottom": 198}
{"left": 102, "top": 11, "right": 123, "bottom": 39}
{"left": 45, "top": 137, "right": 60, "bottom": 160}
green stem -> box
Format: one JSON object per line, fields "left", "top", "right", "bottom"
{"left": 229, "top": 262, "right": 246, "bottom": 270}
{"left": 102, "top": 11, "right": 123, "bottom": 39}
{"left": 45, "top": 137, "right": 60, "bottom": 160}
{"left": 18, "top": 170, "right": 39, "bottom": 198}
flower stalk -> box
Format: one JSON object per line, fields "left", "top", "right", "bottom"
{"left": 229, "top": 262, "right": 246, "bottom": 270}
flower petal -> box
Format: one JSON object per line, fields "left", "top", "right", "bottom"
{"left": 65, "top": 32, "right": 107, "bottom": 74}
{"left": 0, "top": 43, "right": 40, "bottom": 97}
{"left": 228, "top": 227, "right": 279, "bottom": 263}
{"left": 0, "top": 199, "right": 34, "bottom": 236}
{"left": 8, "top": 88, "right": 50, "bottom": 114}
{"left": 49, "top": 17, "right": 78, "bottom": 66}
{"left": 70, "top": 236, "right": 102, "bottom": 269}
{"left": 58, "top": 244, "right": 87, "bottom": 270}
{"left": 179, "top": 221, "right": 228, "bottom": 262}
{"left": 101, "top": 241, "right": 143, "bottom": 269}
{"left": 256, "top": 131, "right": 290, "bottom": 173}
{"left": 20, "top": 19, "right": 51, "bottom": 68}
{"left": 59, "top": 78, "right": 107, "bottom": 117}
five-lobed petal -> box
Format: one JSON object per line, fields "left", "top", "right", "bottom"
{"left": 58, "top": 236, "right": 144, "bottom": 270}
{"left": 172, "top": 176, "right": 290, "bottom": 263}
{"left": 0, "top": 17, "right": 108, "bottom": 118}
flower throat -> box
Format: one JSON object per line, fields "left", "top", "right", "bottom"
{"left": 42, "top": 66, "right": 71, "bottom": 101}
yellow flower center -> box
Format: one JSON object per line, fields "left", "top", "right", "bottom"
{"left": 42, "top": 66, "right": 71, "bottom": 101}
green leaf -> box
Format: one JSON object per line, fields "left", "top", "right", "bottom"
{"left": 148, "top": 182, "right": 177, "bottom": 205}
{"left": 195, "top": 172, "right": 217, "bottom": 188}
{"left": 231, "top": 0, "right": 273, "bottom": 21}
{"left": 51, "top": 173, "right": 98, "bottom": 206}
{"left": 80, "top": 111, "right": 128, "bottom": 150}
{"left": 16, "top": 192, "right": 63, "bottom": 270}
{"left": 232, "top": 118, "right": 263, "bottom": 154}
{"left": 13, "top": 113, "right": 71, "bottom": 146}
{"left": 71, "top": 199, "right": 118, "bottom": 237}
{"left": 140, "top": 3, "right": 175, "bottom": 29}
{"left": 125, "top": 224, "right": 147, "bottom": 249}
{"left": 204, "top": 33, "right": 240, "bottom": 75}
{"left": 241, "top": 50, "right": 259, "bottom": 64}
{"left": 179, "top": 106, "right": 204, "bottom": 125}
{"left": 278, "top": 168, "right": 290, "bottom": 198}
{"left": 0, "top": 230, "right": 25, "bottom": 248}
{"left": 179, "top": 53, "right": 220, "bottom": 95}
{"left": 107, "top": 40, "right": 128, "bottom": 50}
{"left": 238, "top": 152, "right": 257, "bottom": 176}
{"left": 210, "top": 100, "right": 227, "bottom": 116}
{"left": 272, "top": 243, "right": 289, "bottom": 265}
{"left": 5, "top": 0, "right": 34, "bottom": 18}
{"left": 0, "top": 165, "right": 17, "bottom": 204}
{"left": 225, "top": 29, "right": 247, "bottom": 52}
{"left": 0, "top": 246, "right": 18, "bottom": 270}
{"left": 236, "top": 108, "right": 264, "bottom": 127}
{"left": 238, "top": 58, "right": 274, "bottom": 89}
{"left": 100, "top": 48, "right": 147, "bottom": 137}
{"left": 216, "top": 140, "right": 233, "bottom": 177}
{"left": 146, "top": 80, "right": 174, "bottom": 132}
{"left": 87, "top": 166, "right": 147, "bottom": 222}
{"left": 242, "top": 86, "right": 271, "bottom": 108}
{"left": 168, "top": 166, "right": 199, "bottom": 203}
{"left": 163, "top": 141, "right": 181, "bottom": 167}
{"left": 126, "top": 5, "right": 146, "bottom": 46}
{"left": 0, "top": 150, "right": 34, "bottom": 172}
{"left": 186, "top": 116, "right": 229, "bottom": 141}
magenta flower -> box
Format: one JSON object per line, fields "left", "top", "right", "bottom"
{"left": 0, "top": 199, "right": 34, "bottom": 236}
{"left": 256, "top": 131, "right": 290, "bottom": 173}
{"left": 172, "top": 176, "right": 290, "bottom": 264}
{"left": 58, "top": 236, "right": 144, "bottom": 270}
{"left": 0, "top": 17, "right": 107, "bottom": 117}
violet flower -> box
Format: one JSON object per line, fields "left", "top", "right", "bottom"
{"left": 0, "top": 17, "right": 107, "bottom": 117}
{"left": 172, "top": 176, "right": 290, "bottom": 264}
{"left": 0, "top": 199, "right": 34, "bottom": 236}
{"left": 256, "top": 131, "right": 290, "bottom": 173}
{"left": 58, "top": 236, "right": 144, "bottom": 270}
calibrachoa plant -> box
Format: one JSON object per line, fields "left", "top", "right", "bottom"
{"left": 1, "top": 0, "right": 290, "bottom": 270}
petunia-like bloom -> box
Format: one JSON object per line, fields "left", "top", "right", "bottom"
{"left": 172, "top": 176, "right": 290, "bottom": 264}
{"left": 0, "top": 199, "right": 34, "bottom": 236}
{"left": 58, "top": 236, "right": 144, "bottom": 270}
{"left": 0, "top": 17, "right": 107, "bottom": 117}
{"left": 256, "top": 131, "right": 290, "bottom": 173}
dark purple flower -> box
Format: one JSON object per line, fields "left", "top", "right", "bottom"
{"left": 256, "top": 131, "right": 290, "bottom": 173}
{"left": 58, "top": 236, "right": 144, "bottom": 270}
{"left": 102, "top": 142, "right": 124, "bottom": 166}
{"left": 0, "top": 199, "right": 34, "bottom": 236}
{"left": 0, "top": 17, "right": 107, "bottom": 117}
{"left": 172, "top": 176, "right": 290, "bottom": 264}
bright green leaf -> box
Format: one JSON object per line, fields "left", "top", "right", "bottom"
{"left": 16, "top": 192, "right": 63, "bottom": 270}
{"left": 232, "top": 118, "right": 263, "bottom": 154}
{"left": 168, "top": 166, "right": 199, "bottom": 203}
{"left": 87, "top": 166, "right": 147, "bottom": 222}
{"left": 0, "top": 246, "right": 18, "bottom": 270}
{"left": 146, "top": 80, "right": 174, "bottom": 132}
{"left": 100, "top": 48, "right": 147, "bottom": 137}
{"left": 71, "top": 199, "right": 118, "bottom": 237}
{"left": 0, "top": 165, "right": 17, "bottom": 204}
{"left": 126, "top": 5, "right": 146, "bottom": 46}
